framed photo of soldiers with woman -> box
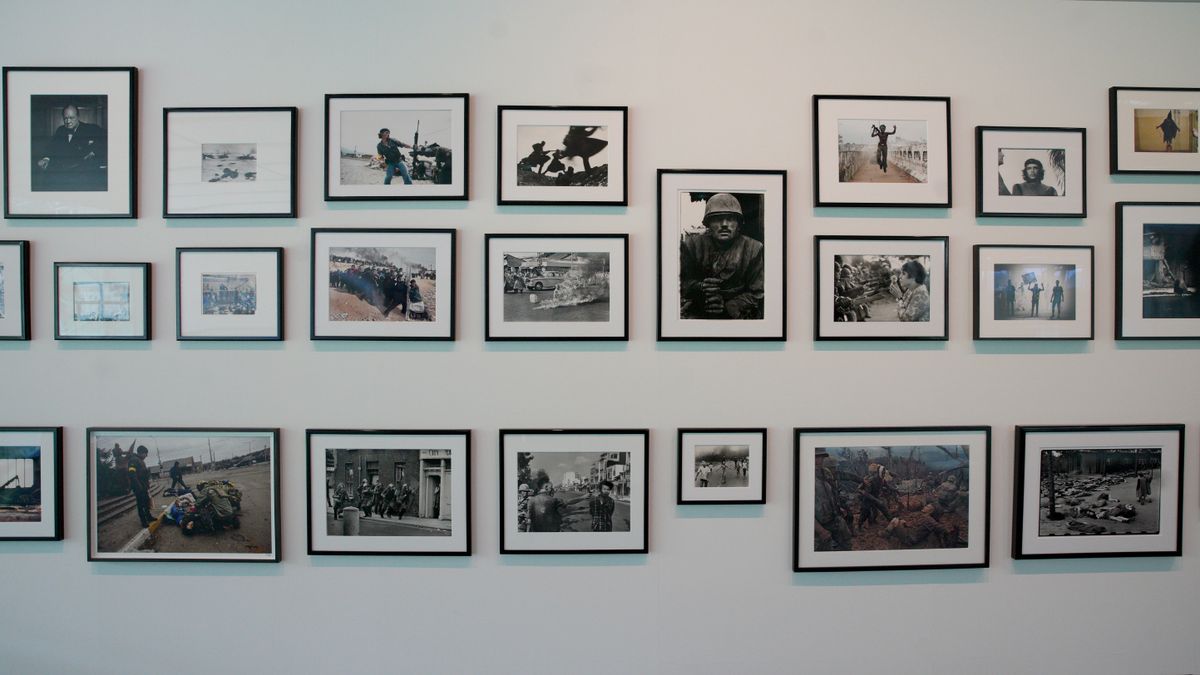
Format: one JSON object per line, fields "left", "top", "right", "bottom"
{"left": 0, "top": 427, "right": 63, "bottom": 541}
{"left": 975, "top": 126, "right": 1086, "bottom": 218}
{"left": 677, "top": 428, "right": 767, "bottom": 505}
{"left": 973, "top": 245, "right": 1095, "bottom": 340}
{"left": 793, "top": 426, "right": 991, "bottom": 573}
{"left": 1109, "top": 86, "right": 1200, "bottom": 175}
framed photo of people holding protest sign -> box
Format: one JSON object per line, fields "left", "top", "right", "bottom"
{"left": 677, "top": 428, "right": 766, "bottom": 505}
{"left": 975, "top": 126, "right": 1086, "bottom": 218}
{"left": 0, "top": 241, "right": 31, "bottom": 340}
{"left": 497, "top": 105, "right": 628, "bottom": 206}
{"left": 1110, "top": 87, "right": 1200, "bottom": 175}
{"left": 0, "top": 427, "right": 63, "bottom": 541}
{"left": 177, "top": 247, "right": 283, "bottom": 341}
{"left": 973, "top": 245, "right": 1094, "bottom": 340}
{"left": 1116, "top": 202, "right": 1200, "bottom": 339}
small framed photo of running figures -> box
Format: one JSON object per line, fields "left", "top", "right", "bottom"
{"left": 497, "top": 105, "right": 628, "bottom": 206}
{"left": 500, "top": 429, "right": 648, "bottom": 554}
{"left": 677, "top": 428, "right": 766, "bottom": 505}
{"left": 54, "top": 262, "right": 151, "bottom": 340}
{"left": 1013, "top": 424, "right": 1184, "bottom": 560}
{"left": 306, "top": 429, "right": 471, "bottom": 556}
{"left": 0, "top": 241, "right": 31, "bottom": 340}
{"left": 794, "top": 426, "right": 991, "bottom": 573}
{"left": 1110, "top": 87, "right": 1200, "bottom": 174}
{"left": 975, "top": 126, "right": 1086, "bottom": 218}
{"left": 176, "top": 247, "right": 283, "bottom": 341}
{"left": 1116, "top": 202, "right": 1200, "bottom": 339}
{"left": 0, "top": 427, "right": 63, "bottom": 541}
{"left": 973, "top": 245, "right": 1094, "bottom": 340}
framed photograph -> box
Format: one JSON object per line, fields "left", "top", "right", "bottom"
{"left": 677, "top": 428, "right": 766, "bottom": 505}
{"left": 3, "top": 67, "right": 136, "bottom": 218}
{"left": 0, "top": 241, "right": 30, "bottom": 340}
{"left": 324, "top": 93, "right": 467, "bottom": 201}
{"left": 176, "top": 247, "right": 283, "bottom": 341}
{"left": 973, "top": 245, "right": 1094, "bottom": 340}
{"left": 86, "top": 427, "right": 280, "bottom": 562}
{"left": 485, "top": 233, "right": 628, "bottom": 341}
{"left": 306, "top": 429, "right": 470, "bottom": 556}
{"left": 1117, "top": 202, "right": 1200, "bottom": 339}
{"left": 794, "top": 426, "right": 991, "bottom": 572}
{"left": 657, "top": 170, "right": 786, "bottom": 341}
{"left": 496, "top": 105, "right": 627, "bottom": 206}
{"left": 163, "top": 107, "right": 297, "bottom": 218}
{"left": 813, "top": 235, "right": 948, "bottom": 341}
{"left": 812, "top": 95, "right": 950, "bottom": 208}
{"left": 975, "top": 126, "right": 1086, "bottom": 218}
{"left": 1013, "top": 424, "right": 1183, "bottom": 559}
{"left": 500, "top": 429, "right": 648, "bottom": 554}
{"left": 1110, "top": 87, "right": 1200, "bottom": 174}
{"left": 0, "top": 427, "right": 63, "bottom": 541}
{"left": 54, "top": 262, "right": 150, "bottom": 340}
{"left": 311, "top": 228, "right": 456, "bottom": 341}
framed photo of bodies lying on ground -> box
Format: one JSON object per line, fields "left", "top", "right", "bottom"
{"left": 177, "top": 248, "right": 283, "bottom": 341}
{"left": 794, "top": 426, "right": 991, "bottom": 572}
{"left": 497, "top": 106, "right": 628, "bottom": 206}
{"left": 677, "top": 428, "right": 766, "bottom": 505}
{"left": 1110, "top": 87, "right": 1200, "bottom": 174}
{"left": 813, "top": 95, "right": 951, "bottom": 208}
{"left": 657, "top": 170, "right": 787, "bottom": 341}
{"left": 0, "top": 427, "right": 63, "bottom": 541}
{"left": 1117, "top": 202, "right": 1200, "bottom": 339}
{"left": 973, "top": 245, "right": 1094, "bottom": 340}
{"left": 500, "top": 429, "right": 648, "bottom": 554}
{"left": 306, "top": 430, "right": 470, "bottom": 556}
{"left": 3, "top": 67, "right": 137, "bottom": 218}
{"left": 1013, "top": 425, "right": 1184, "bottom": 559}
{"left": 311, "top": 228, "right": 456, "bottom": 341}
{"left": 0, "top": 241, "right": 31, "bottom": 340}
{"left": 55, "top": 262, "right": 150, "bottom": 340}
{"left": 975, "top": 126, "right": 1086, "bottom": 218}
{"left": 86, "top": 427, "right": 280, "bottom": 562}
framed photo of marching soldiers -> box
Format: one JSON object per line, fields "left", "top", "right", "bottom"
{"left": 306, "top": 429, "right": 471, "bottom": 556}
{"left": 677, "top": 428, "right": 766, "bottom": 505}
{"left": 0, "top": 241, "right": 31, "bottom": 340}
{"left": 1109, "top": 86, "right": 1200, "bottom": 175}
{"left": 793, "top": 426, "right": 991, "bottom": 573}
{"left": 0, "top": 427, "right": 63, "bottom": 541}
{"left": 975, "top": 126, "right": 1087, "bottom": 218}
{"left": 973, "top": 245, "right": 1095, "bottom": 340}
{"left": 177, "top": 247, "right": 283, "bottom": 341}
{"left": 1116, "top": 202, "right": 1200, "bottom": 339}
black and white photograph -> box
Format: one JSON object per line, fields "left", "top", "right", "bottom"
{"left": 55, "top": 262, "right": 150, "bottom": 340}
{"left": 677, "top": 428, "right": 766, "bottom": 505}
{"left": 1141, "top": 223, "right": 1200, "bottom": 319}
{"left": 1111, "top": 87, "right": 1200, "bottom": 174}
{"left": 3, "top": 67, "right": 136, "bottom": 218}
{"left": 500, "top": 251, "right": 610, "bottom": 323}
{"left": 87, "top": 428, "right": 280, "bottom": 562}
{"left": 497, "top": 106, "right": 627, "bottom": 205}
{"left": 794, "top": 427, "right": 990, "bottom": 572}
{"left": 202, "top": 144, "right": 257, "bottom": 182}
{"left": 0, "top": 427, "right": 63, "bottom": 541}
{"left": 0, "top": 241, "right": 31, "bottom": 340}
{"left": 974, "top": 245, "right": 1094, "bottom": 340}
{"left": 324, "top": 94, "right": 468, "bottom": 201}
{"left": 307, "top": 430, "right": 470, "bottom": 555}
{"left": 1117, "top": 202, "right": 1200, "bottom": 339}
{"left": 1013, "top": 425, "right": 1183, "bottom": 559}
{"left": 177, "top": 248, "right": 282, "bottom": 341}
{"left": 976, "top": 127, "right": 1086, "bottom": 217}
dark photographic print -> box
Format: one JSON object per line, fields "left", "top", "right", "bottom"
{"left": 1142, "top": 223, "right": 1200, "bottom": 318}
{"left": 678, "top": 192, "right": 765, "bottom": 321}
{"left": 515, "top": 451, "right": 632, "bottom": 534}
{"left": 993, "top": 264, "right": 1075, "bottom": 321}
{"left": 515, "top": 125, "right": 609, "bottom": 187}
{"left": 201, "top": 274, "right": 256, "bottom": 315}
{"left": 1134, "top": 108, "right": 1198, "bottom": 153}
{"left": 1038, "top": 448, "right": 1161, "bottom": 537}
{"left": 201, "top": 143, "right": 257, "bottom": 182}
{"left": 837, "top": 119, "right": 928, "bottom": 184}
{"left": 337, "top": 109, "right": 454, "bottom": 187}
{"left": 73, "top": 281, "right": 130, "bottom": 321}
{"left": 501, "top": 251, "right": 610, "bottom": 322}
{"left": 833, "top": 254, "right": 931, "bottom": 322}
{"left": 328, "top": 247, "right": 437, "bottom": 322}
{"left": 999, "top": 148, "right": 1065, "bottom": 196}
{"left": 29, "top": 94, "right": 108, "bottom": 192}
{"left": 0, "top": 445, "right": 43, "bottom": 523}
{"left": 693, "top": 445, "right": 749, "bottom": 488}
{"left": 497, "top": 106, "right": 627, "bottom": 206}
{"left": 325, "top": 448, "right": 452, "bottom": 538}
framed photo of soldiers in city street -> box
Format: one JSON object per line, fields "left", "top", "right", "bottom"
{"left": 1013, "top": 424, "right": 1184, "bottom": 560}
{"left": 975, "top": 126, "right": 1086, "bottom": 218}
{"left": 311, "top": 228, "right": 456, "bottom": 341}
{"left": 499, "top": 429, "right": 648, "bottom": 554}
{"left": 0, "top": 427, "right": 63, "bottom": 541}
{"left": 54, "top": 262, "right": 151, "bottom": 340}
{"left": 86, "top": 427, "right": 280, "bottom": 562}
{"left": 657, "top": 170, "right": 786, "bottom": 341}
{"left": 3, "top": 67, "right": 137, "bottom": 218}
{"left": 306, "top": 429, "right": 471, "bottom": 556}
{"left": 177, "top": 247, "right": 283, "bottom": 341}
{"left": 324, "top": 93, "right": 468, "bottom": 201}
{"left": 496, "top": 105, "right": 628, "bottom": 206}
{"left": 677, "top": 428, "right": 766, "bottom": 505}
{"left": 1109, "top": 87, "right": 1200, "bottom": 175}
{"left": 973, "top": 245, "right": 1094, "bottom": 340}
{"left": 812, "top": 95, "right": 951, "bottom": 208}
{"left": 1116, "top": 202, "right": 1200, "bottom": 339}
{"left": 814, "top": 235, "right": 949, "bottom": 341}
{"left": 0, "top": 241, "right": 31, "bottom": 340}
{"left": 793, "top": 426, "right": 991, "bottom": 573}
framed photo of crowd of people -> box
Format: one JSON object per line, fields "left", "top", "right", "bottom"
{"left": 973, "top": 245, "right": 1094, "bottom": 340}
{"left": 1116, "top": 202, "right": 1200, "bottom": 339}
{"left": 0, "top": 427, "right": 63, "bottom": 541}
{"left": 677, "top": 428, "right": 766, "bottom": 505}
{"left": 793, "top": 426, "right": 991, "bottom": 573}
{"left": 656, "top": 170, "right": 787, "bottom": 341}
{"left": 176, "top": 247, "right": 283, "bottom": 341}
{"left": 3, "top": 67, "right": 137, "bottom": 218}
{"left": 0, "top": 241, "right": 31, "bottom": 340}
{"left": 975, "top": 126, "right": 1086, "bottom": 218}
{"left": 1012, "top": 424, "right": 1184, "bottom": 560}
{"left": 1109, "top": 86, "right": 1200, "bottom": 175}
{"left": 54, "top": 262, "right": 151, "bottom": 340}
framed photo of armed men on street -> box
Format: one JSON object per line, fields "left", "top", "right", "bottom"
{"left": 306, "top": 429, "right": 471, "bottom": 556}
{"left": 1012, "top": 425, "right": 1184, "bottom": 560}
{"left": 677, "top": 428, "right": 767, "bottom": 505}
{"left": 1109, "top": 87, "right": 1200, "bottom": 175}
{"left": 496, "top": 105, "right": 628, "bottom": 206}
{"left": 1116, "top": 202, "right": 1200, "bottom": 339}
{"left": 86, "top": 428, "right": 280, "bottom": 562}
{"left": 324, "top": 94, "right": 468, "bottom": 201}
{"left": 499, "top": 429, "right": 648, "bottom": 554}
{"left": 812, "top": 95, "right": 951, "bottom": 208}
{"left": 973, "top": 245, "right": 1094, "bottom": 340}
{"left": 0, "top": 427, "right": 63, "bottom": 541}
{"left": 0, "top": 241, "right": 31, "bottom": 340}
{"left": 793, "top": 426, "right": 991, "bottom": 573}
{"left": 657, "top": 170, "right": 787, "bottom": 341}
{"left": 3, "top": 67, "right": 137, "bottom": 218}
{"left": 975, "top": 126, "right": 1086, "bottom": 218}
{"left": 176, "top": 247, "right": 283, "bottom": 341}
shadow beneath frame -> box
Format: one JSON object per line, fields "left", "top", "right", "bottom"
{"left": 813, "top": 341, "right": 948, "bottom": 353}
{"left": 499, "top": 553, "right": 647, "bottom": 567}
{"left": 1115, "top": 340, "right": 1200, "bottom": 351}
{"left": 309, "top": 555, "right": 473, "bottom": 569}
{"left": 180, "top": 341, "right": 286, "bottom": 351}
{"left": 485, "top": 341, "right": 627, "bottom": 353}
{"left": 3, "top": 218, "right": 138, "bottom": 228}
{"left": 325, "top": 201, "right": 469, "bottom": 212}
{"left": 973, "top": 340, "right": 1093, "bottom": 355}
{"left": 1110, "top": 174, "right": 1200, "bottom": 186}
{"left": 0, "top": 342, "right": 32, "bottom": 352}
{"left": 313, "top": 341, "right": 458, "bottom": 353}
{"left": 495, "top": 205, "right": 628, "bottom": 217}
{"left": 1011, "top": 557, "right": 1177, "bottom": 576}
{"left": 166, "top": 218, "right": 297, "bottom": 229}
{"left": 975, "top": 217, "right": 1085, "bottom": 227}
{"left": 675, "top": 504, "right": 764, "bottom": 519}
{"left": 791, "top": 567, "right": 986, "bottom": 587}
{"left": 0, "top": 541, "right": 64, "bottom": 555}
{"left": 56, "top": 341, "right": 151, "bottom": 352}
{"left": 656, "top": 341, "right": 784, "bottom": 352}
{"left": 91, "top": 561, "right": 284, "bottom": 577}
{"left": 812, "top": 207, "right": 951, "bottom": 220}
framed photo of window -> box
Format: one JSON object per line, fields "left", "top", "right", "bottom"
{"left": 973, "top": 245, "right": 1094, "bottom": 340}
{"left": 975, "top": 126, "right": 1086, "bottom": 218}
{"left": 0, "top": 427, "right": 63, "bottom": 541}
{"left": 1116, "top": 202, "right": 1200, "bottom": 339}
{"left": 54, "top": 262, "right": 150, "bottom": 340}
{"left": 0, "top": 241, "right": 31, "bottom": 340}
{"left": 176, "top": 247, "right": 283, "bottom": 341}
{"left": 1109, "top": 86, "right": 1200, "bottom": 174}
{"left": 677, "top": 428, "right": 766, "bottom": 505}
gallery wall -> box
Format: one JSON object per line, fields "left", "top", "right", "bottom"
{"left": 3, "top": 1, "right": 1199, "bottom": 673}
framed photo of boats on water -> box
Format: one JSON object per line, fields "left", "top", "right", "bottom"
{"left": 1116, "top": 202, "right": 1200, "bottom": 339}
{"left": 1109, "top": 86, "right": 1200, "bottom": 175}
{"left": 0, "top": 427, "right": 63, "bottom": 541}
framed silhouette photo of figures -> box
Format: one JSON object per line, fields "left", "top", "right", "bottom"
{"left": 1110, "top": 87, "right": 1200, "bottom": 175}
{"left": 973, "top": 245, "right": 1094, "bottom": 340}
{"left": 975, "top": 127, "right": 1086, "bottom": 218}
{"left": 497, "top": 106, "right": 628, "bottom": 206}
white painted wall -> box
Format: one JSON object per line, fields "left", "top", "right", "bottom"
{"left": 3, "top": 1, "right": 1199, "bottom": 673}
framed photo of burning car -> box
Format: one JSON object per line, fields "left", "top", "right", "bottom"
{"left": 1012, "top": 425, "right": 1183, "bottom": 560}
{"left": 176, "top": 247, "right": 283, "bottom": 341}
{"left": 0, "top": 427, "right": 63, "bottom": 541}
{"left": 86, "top": 427, "right": 280, "bottom": 562}
{"left": 1116, "top": 202, "right": 1200, "bottom": 339}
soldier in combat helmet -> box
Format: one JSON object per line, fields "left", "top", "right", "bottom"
{"left": 679, "top": 193, "right": 765, "bottom": 320}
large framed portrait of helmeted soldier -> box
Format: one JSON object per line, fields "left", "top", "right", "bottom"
{"left": 496, "top": 106, "right": 628, "bottom": 206}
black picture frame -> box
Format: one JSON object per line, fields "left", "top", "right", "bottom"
{"left": 676, "top": 427, "right": 767, "bottom": 505}
{"left": 972, "top": 244, "right": 1095, "bottom": 341}
{"left": 0, "top": 426, "right": 64, "bottom": 541}
{"left": 1109, "top": 86, "right": 1200, "bottom": 175}
{"left": 0, "top": 240, "right": 31, "bottom": 340}
{"left": 54, "top": 261, "right": 151, "bottom": 340}
{"left": 1115, "top": 201, "right": 1200, "bottom": 340}
{"left": 176, "top": 247, "right": 284, "bottom": 341}
{"left": 975, "top": 126, "right": 1087, "bottom": 218}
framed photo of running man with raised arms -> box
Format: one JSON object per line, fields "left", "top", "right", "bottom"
{"left": 497, "top": 106, "right": 628, "bottom": 206}
{"left": 1110, "top": 87, "right": 1200, "bottom": 174}
{"left": 975, "top": 127, "right": 1086, "bottom": 218}
{"left": 1116, "top": 202, "right": 1200, "bottom": 339}
{"left": 973, "top": 245, "right": 1094, "bottom": 340}
{"left": 0, "top": 241, "right": 31, "bottom": 340}
{"left": 0, "top": 427, "right": 63, "bottom": 541}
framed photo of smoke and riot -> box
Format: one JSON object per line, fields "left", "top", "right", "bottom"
{"left": 657, "top": 170, "right": 786, "bottom": 341}
{"left": 677, "top": 428, "right": 767, "bottom": 505}
{"left": 496, "top": 105, "right": 628, "bottom": 206}
{"left": 54, "top": 262, "right": 151, "bottom": 340}
{"left": 3, "top": 67, "right": 136, "bottom": 218}
{"left": 813, "top": 235, "right": 949, "bottom": 341}
{"left": 793, "top": 426, "right": 991, "bottom": 573}
{"left": 0, "top": 427, "right": 63, "bottom": 541}
{"left": 1116, "top": 202, "right": 1200, "bottom": 339}
{"left": 176, "top": 247, "right": 283, "bottom": 341}
{"left": 1109, "top": 87, "right": 1200, "bottom": 175}
{"left": 311, "top": 228, "right": 456, "bottom": 341}
{"left": 306, "top": 429, "right": 471, "bottom": 556}
{"left": 812, "top": 95, "right": 951, "bottom": 208}
{"left": 973, "top": 245, "right": 1094, "bottom": 340}
{"left": 324, "top": 94, "right": 468, "bottom": 201}
{"left": 0, "top": 241, "right": 31, "bottom": 340}
{"left": 975, "top": 126, "right": 1086, "bottom": 218}
{"left": 1012, "top": 425, "right": 1184, "bottom": 560}
{"left": 499, "top": 429, "right": 648, "bottom": 554}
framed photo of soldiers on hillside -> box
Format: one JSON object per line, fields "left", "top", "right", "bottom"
{"left": 324, "top": 94, "right": 468, "bottom": 201}
{"left": 973, "top": 245, "right": 1094, "bottom": 340}
{"left": 496, "top": 106, "right": 628, "bottom": 206}
{"left": 86, "top": 427, "right": 280, "bottom": 562}
{"left": 975, "top": 126, "right": 1086, "bottom": 218}
{"left": 813, "top": 95, "right": 951, "bottom": 208}
{"left": 1116, "top": 202, "right": 1200, "bottom": 339}
{"left": 1109, "top": 87, "right": 1200, "bottom": 175}
{"left": 677, "top": 428, "right": 766, "bottom": 505}
{"left": 311, "top": 228, "right": 456, "bottom": 341}
{"left": 1013, "top": 425, "right": 1184, "bottom": 560}
{"left": 793, "top": 426, "right": 991, "bottom": 572}
{"left": 177, "top": 247, "right": 283, "bottom": 341}
{"left": 306, "top": 429, "right": 471, "bottom": 556}
{"left": 0, "top": 427, "right": 63, "bottom": 541}
{"left": 0, "top": 241, "right": 31, "bottom": 340}
{"left": 657, "top": 170, "right": 787, "bottom": 341}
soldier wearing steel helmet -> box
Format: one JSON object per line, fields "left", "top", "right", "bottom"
{"left": 679, "top": 192, "right": 765, "bottom": 320}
